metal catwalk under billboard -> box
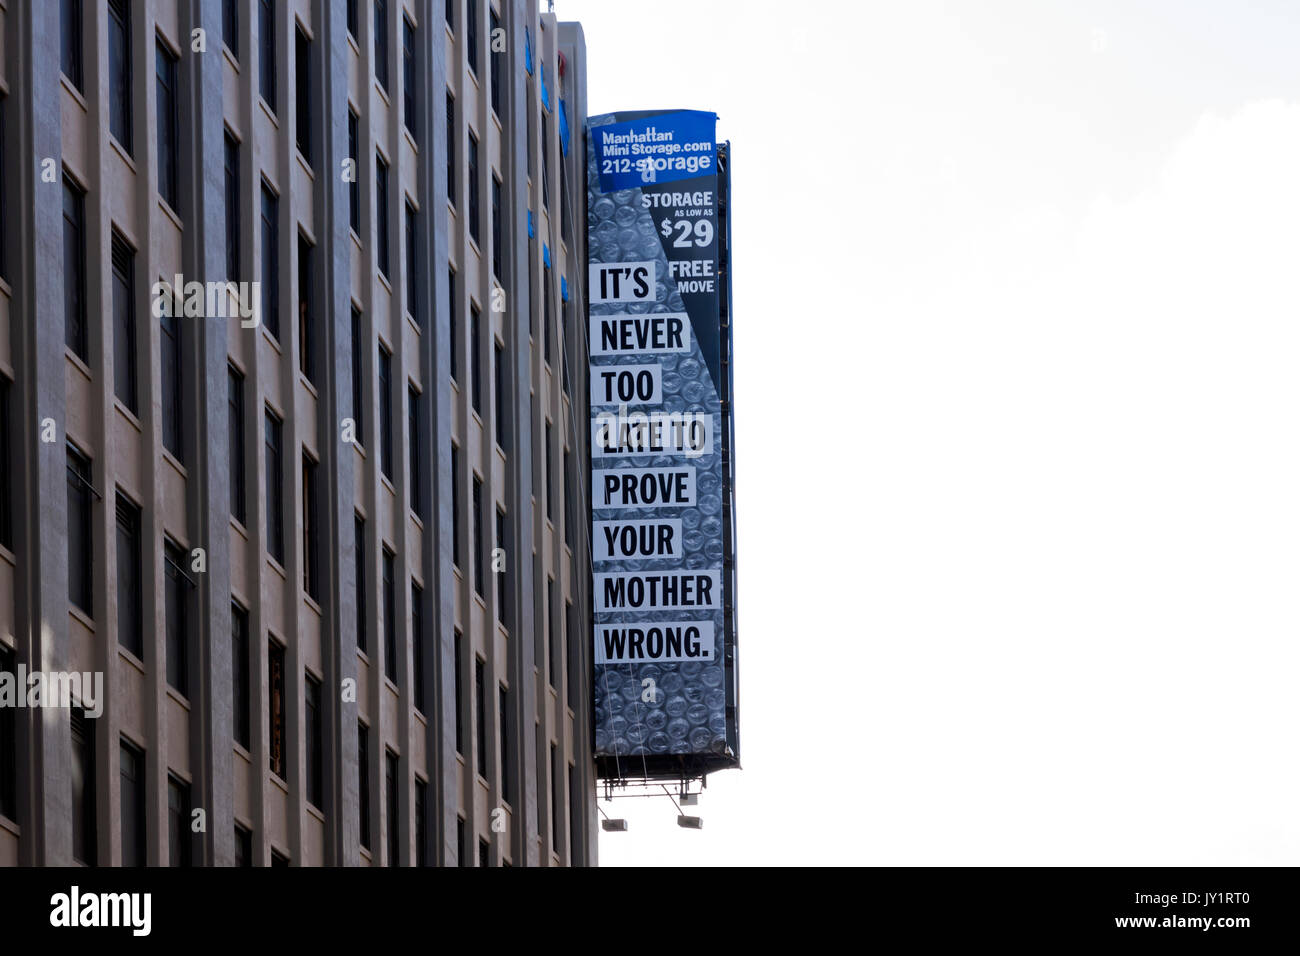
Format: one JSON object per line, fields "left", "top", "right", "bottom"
{"left": 586, "top": 109, "right": 739, "bottom": 781}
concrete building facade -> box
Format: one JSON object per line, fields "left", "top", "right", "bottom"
{"left": 0, "top": 0, "right": 595, "bottom": 866}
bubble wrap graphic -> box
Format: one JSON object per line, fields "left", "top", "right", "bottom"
{"left": 587, "top": 119, "right": 728, "bottom": 764}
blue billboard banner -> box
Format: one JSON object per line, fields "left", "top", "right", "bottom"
{"left": 592, "top": 110, "right": 718, "bottom": 193}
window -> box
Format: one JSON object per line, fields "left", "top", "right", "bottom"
{"left": 491, "top": 175, "right": 502, "bottom": 280}
{"left": 467, "top": 132, "right": 480, "bottom": 243}
{"left": 348, "top": 109, "right": 361, "bottom": 233}
{"left": 228, "top": 365, "right": 246, "bottom": 524}
{"left": 496, "top": 508, "right": 507, "bottom": 625}
{"left": 259, "top": 0, "right": 275, "bottom": 110}
{"left": 446, "top": 0, "right": 455, "bottom": 30}
{"left": 115, "top": 495, "right": 142, "bottom": 657}
{"left": 223, "top": 0, "right": 238, "bottom": 57}
{"left": 567, "top": 600, "right": 579, "bottom": 710}
{"left": 563, "top": 448, "right": 572, "bottom": 544}
{"left": 405, "top": 201, "right": 418, "bottom": 322}
{"left": 551, "top": 743, "right": 561, "bottom": 854}
{"left": 475, "top": 657, "right": 487, "bottom": 781}
{"left": 472, "top": 475, "right": 484, "bottom": 596}
{"left": 547, "top": 577, "right": 556, "bottom": 687}
{"left": 161, "top": 296, "right": 183, "bottom": 463}
{"left": 494, "top": 340, "right": 507, "bottom": 451}
{"left": 456, "top": 815, "right": 466, "bottom": 867}
{"left": 412, "top": 581, "right": 425, "bottom": 713}
{"left": 63, "top": 176, "right": 87, "bottom": 360}
{"left": 298, "top": 234, "right": 314, "bottom": 382}
{"left": 108, "top": 0, "right": 131, "bottom": 153}
{"left": 470, "top": 304, "right": 482, "bottom": 414}
{"left": 445, "top": 93, "right": 455, "bottom": 202}
{"left": 70, "top": 708, "right": 95, "bottom": 863}
{"left": 545, "top": 421, "right": 553, "bottom": 519}
{"left": 225, "top": 132, "right": 240, "bottom": 281}
{"left": 478, "top": 837, "right": 489, "bottom": 868}
{"left": 415, "top": 778, "right": 427, "bottom": 866}
{"left": 347, "top": 0, "right": 357, "bottom": 39}
{"left": 232, "top": 602, "right": 250, "bottom": 749}
{"left": 552, "top": 595, "right": 564, "bottom": 694}
{"left": 569, "top": 763, "right": 581, "bottom": 866}
{"left": 305, "top": 674, "right": 322, "bottom": 809}
{"left": 268, "top": 639, "right": 286, "bottom": 779}
{"left": 451, "top": 444, "right": 461, "bottom": 567}
{"left": 499, "top": 684, "right": 511, "bottom": 803}
{"left": 261, "top": 182, "right": 279, "bottom": 338}
{"left": 61, "top": 0, "right": 84, "bottom": 92}
{"left": 466, "top": 0, "right": 478, "bottom": 74}
{"left": 295, "top": 26, "right": 310, "bottom": 163}
{"left": 271, "top": 849, "right": 288, "bottom": 866}
{"left": 385, "top": 749, "right": 399, "bottom": 865}
{"left": 163, "top": 538, "right": 189, "bottom": 697}
{"left": 374, "top": 0, "right": 389, "bottom": 91}
{"left": 302, "top": 452, "right": 319, "bottom": 600}
{"left": 264, "top": 408, "right": 284, "bottom": 563}
{"left": 453, "top": 629, "right": 464, "bottom": 755}
{"left": 408, "top": 384, "right": 421, "bottom": 516}
{"left": 350, "top": 306, "right": 364, "bottom": 446}
{"left": 541, "top": 112, "right": 550, "bottom": 210}
{"left": 66, "top": 445, "right": 93, "bottom": 616}
{"left": 403, "top": 15, "right": 416, "bottom": 137}
{"left": 0, "top": 377, "right": 9, "bottom": 551}
{"left": 167, "top": 774, "right": 191, "bottom": 866}
{"left": 544, "top": 274, "right": 553, "bottom": 363}
{"left": 235, "top": 824, "right": 252, "bottom": 867}
{"left": 111, "top": 231, "right": 137, "bottom": 414}
{"left": 489, "top": 8, "right": 501, "bottom": 116}
{"left": 156, "top": 41, "right": 179, "bottom": 211}
{"left": 355, "top": 513, "right": 367, "bottom": 652}
{"left": 378, "top": 342, "right": 393, "bottom": 479}
{"left": 120, "top": 739, "right": 145, "bottom": 866}
{"left": 358, "top": 721, "right": 371, "bottom": 850}
{"left": 376, "top": 153, "right": 390, "bottom": 278}
{"left": 448, "top": 267, "right": 459, "bottom": 382}
{"left": 382, "top": 546, "right": 396, "bottom": 680}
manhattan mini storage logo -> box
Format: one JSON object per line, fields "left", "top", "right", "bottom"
{"left": 50, "top": 886, "right": 151, "bottom": 937}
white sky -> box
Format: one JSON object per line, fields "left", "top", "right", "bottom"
{"left": 557, "top": 0, "right": 1300, "bottom": 865}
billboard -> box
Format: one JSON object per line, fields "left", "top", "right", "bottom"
{"left": 586, "top": 109, "right": 739, "bottom": 780}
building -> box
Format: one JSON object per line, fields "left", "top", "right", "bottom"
{"left": 0, "top": 0, "right": 594, "bottom": 866}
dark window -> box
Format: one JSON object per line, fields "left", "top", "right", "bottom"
{"left": 350, "top": 306, "right": 364, "bottom": 446}
{"left": 63, "top": 176, "right": 87, "bottom": 359}
{"left": 478, "top": 837, "right": 488, "bottom": 868}
{"left": 378, "top": 341, "right": 393, "bottom": 479}
{"left": 235, "top": 824, "right": 252, "bottom": 866}
{"left": 382, "top": 546, "right": 396, "bottom": 679}
{"left": 475, "top": 657, "right": 486, "bottom": 779}
{"left": 494, "top": 340, "right": 507, "bottom": 451}
{"left": 223, "top": 0, "right": 238, "bottom": 57}
{"left": 298, "top": 234, "right": 314, "bottom": 382}
{"left": 261, "top": 182, "right": 279, "bottom": 338}
{"left": 374, "top": 0, "right": 389, "bottom": 91}
{"left": 108, "top": 0, "right": 131, "bottom": 153}
{"left": 451, "top": 444, "right": 461, "bottom": 567}
{"left": 70, "top": 708, "right": 95, "bottom": 863}
{"left": 448, "top": 267, "right": 458, "bottom": 382}
{"left": 348, "top": 109, "right": 360, "bottom": 233}
{"left": 544, "top": 274, "right": 552, "bottom": 364}
{"left": 470, "top": 304, "right": 482, "bottom": 414}
{"left": 445, "top": 93, "right": 455, "bottom": 202}
{"left": 563, "top": 447, "right": 572, "bottom": 544}
{"left": 415, "top": 778, "right": 427, "bottom": 866}
{"left": 358, "top": 721, "right": 371, "bottom": 850}
{"left": 541, "top": 112, "right": 550, "bottom": 210}
{"left": 376, "top": 153, "right": 390, "bottom": 277}
{"left": 385, "top": 749, "right": 399, "bottom": 865}
{"left": 264, "top": 408, "right": 284, "bottom": 563}
{"left": 155, "top": 41, "right": 179, "bottom": 211}
{"left": 551, "top": 743, "right": 561, "bottom": 854}
{"left": 411, "top": 580, "right": 425, "bottom": 713}
{"left": 499, "top": 684, "right": 511, "bottom": 803}
{"left": 467, "top": 132, "right": 480, "bottom": 243}
{"left": 346, "top": 0, "right": 357, "bottom": 40}
{"left": 446, "top": 0, "right": 455, "bottom": 29}
{"left": 472, "top": 475, "right": 484, "bottom": 596}
{"left": 496, "top": 508, "right": 507, "bottom": 625}
{"left": 161, "top": 297, "right": 183, "bottom": 462}
{"left": 302, "top": 452, "right": 319, "bottom": 600}
{"left": 456, "top": 815, "right": 466, "bottom": 867}
{"left": 225, "top": 132, "right": 240, "bottom": 281}
{"left": 405, "top": 201, "right": 418, "bottom": 322}
{"left": 61, "top": 0, "right": 84, "bottom": 92}
{"left": 271, "top": 849, "right": 289, "bottom": 866}
{"left": 232, "top": 602, "right": 250, "bottom": 749}
{"left": 402, "top": 16, "right": 416, "bottom": 137}
{"left": 354, "top": 513, "right": 367, "bottom": 652}
{"left": 491, "top": 175, "right": 502, "bottom": 280}
{"left": 66, "top": 445, "right": 92, "bottom": 615}
{"left": 453, "top": 629, "right": 464, "bottom": 754}
{"left": 259, "top": 0, "right": 275, "bottom": 110}
{"left": 466, "top": 0, "right": 478, "bottom": 74}
{"left": 114, "top": 495, "right": 142, "bottom": 658}
{"left": 120, "top": 739, "right": 145, "bottom": 866}
{"left": 165, "top": 539, "right": 189, "bottom": 695}
{"left": 167, "top": 774, "right": 191, "bottom": 866}
{"left": 228, "top": 365, "right": 246, "bottom": 523}
{"left": 0, "top": 377, "right": 9, "bottom": 551}
{"left": 489, "top": 9, "right": 501, "bottom": 116}
{"left": 408, "top": 384, "right": 420, "bottom": 516}
{"left": 545, "top": 421, "right": 554, "bottom": 519}
{"left": 562, "top": 298, "right": 571, "bottom": 394}
{"left": 295, "top": 26, "right": 310, "bottom": 163}
{"left": 535, "top": 721, "right": 544, "bottom": 837}
{"left": 111, "top": 231, "right": 137, "bottom": 414}
{"left": 268, "top": 639, "right": 286, "bottom": 779}
{"left": 305, "top": 674, "right": 322, "bottom": 809}
{"left": 567, "top": 600, "right": 579, "bottom": 711}
{"left": 547, "top": 577, "right": 556, "bottom": 687}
